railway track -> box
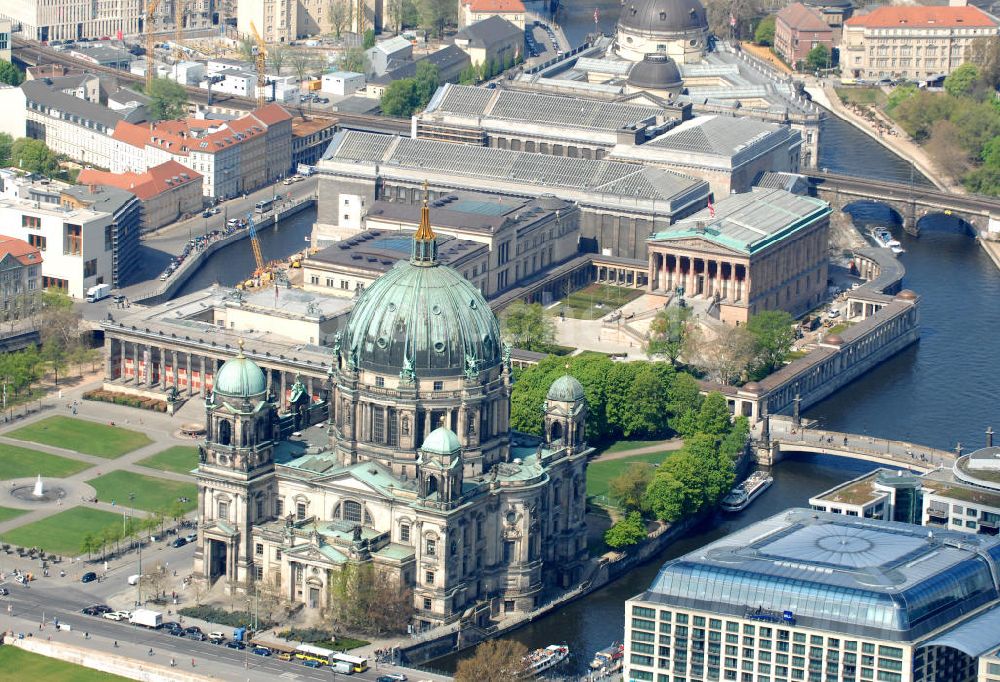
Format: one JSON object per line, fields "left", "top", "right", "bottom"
{"left": 11, "top": 38, "right": 410, "bottom": 136}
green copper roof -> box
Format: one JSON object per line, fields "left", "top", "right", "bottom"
{"left": 422, "top": 426, "right": 461, "bottom": 454}
{"left": 342, "top": 252, "right": 502, "bottom": 377}
{"left": 648, "top": 188, "right": 831, "bottom": 255}
{"left": 214, "top": 353, "right": 267, "bottom": 398}
{"left": 547, "top": 374, "right": 585, "bottom": 402}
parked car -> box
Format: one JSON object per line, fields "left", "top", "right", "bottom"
{"left": 168, "top": 627, "right": 185, "bottom": 636}
{"left": 302, "top": 659, "right": 322, "bottom": 668}
{"left": 81, "top": 572, "right": 97, "bottom": 583}
{"left": 0, "top": 587, "right": 9, "bottom": 596}
{"left": 171, "top": 537, "right": 187, "bottom": 548}
{"left": 184, "top": 533, "right": 197, "bottom": 543}
{"left": 226, "top": 640, "right": 246, "bottom": 650}
{"left": 103, "top": 611, "right": 128, "bottom": 621}
{"left": 161, "top": 621, "right": 180, "bottom": 631}
{"left": 183, "top": 626, "right": 202, "bottom": 636}
{"left": 252, "top": 647, "right": 272, "bottom": 657}
{"left": 378, "top": 675, "right": 407, "bottom": 681}
{"left": 186, "top": 631, "right": 206, "bottom": 641}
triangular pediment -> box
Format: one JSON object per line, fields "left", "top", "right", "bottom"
{"left": 648, "top": 236, "right": 747, "bottom": 258}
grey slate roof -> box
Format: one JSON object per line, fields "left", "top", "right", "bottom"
{"left": 372, "top": 46, "right": 469, "bottom": 84}
{"left": 308, "top": 229, "right": 487, "bottom": 273}
{"left": 646, "top": 115, "right": 784, "bottom": 162}
{"left": 323, "top": 130, "right": 705, "bottom": 204}
{"left": 454, "top": 15, "right": 523, "bottom": 48}
{"left": 21, "top": 79, "right": 132, "bottom": 130}
{"left": 425, "top": 83, "right": 666, "bottom": 130}
{"left": 61, "top": 184, "right": 137, "bottom": 216}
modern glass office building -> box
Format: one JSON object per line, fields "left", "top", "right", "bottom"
{"left": 625, "top": 509, "right": 1000, "bottom": 682}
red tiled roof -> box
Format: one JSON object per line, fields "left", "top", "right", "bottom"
{"left": 846, "top": 5, "right": 998, "bottom": 29}
{"left": 252, "top": 103, "right": 293, "bottom": 126}
{"left": 777, "top": 3, "right": 831, "bottom": 32}
{"left": 78, "top": 160, "right": 202, "bottom": 201}
{"left": 463, "top": 0, "right": 525, "bottom": 13}
{"left": 0, "top": 235, "right": 43, "bottom": 267}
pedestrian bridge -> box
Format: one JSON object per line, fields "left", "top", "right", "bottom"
{"left": 754, "top": 419, "right": 955, "bottom": 473}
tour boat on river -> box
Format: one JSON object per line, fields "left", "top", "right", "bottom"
{"left": 521, "top": 644, "right": 569, "bottom": 678}
{"left": 721, "top": 471, "right": 774, "bottom": 512}
{"left": 590, "top": 642, "right": 624, "bottom": 671}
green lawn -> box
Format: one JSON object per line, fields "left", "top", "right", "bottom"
{"left": 0, "top": 507, "right": 27, "bottom": 523}
{"left": 0, "top": 646, "right": 133, "bottom": 681}
{"left": 136, "top": 446, "right": 199, "bottom": 475}
{"left": 554, "top": 284, "right": 645, "bottom": 320}
{"left": 7, "top": 416, "right": 152, "bottom": 458}
{"left": 586, "top": 451, "right": 674, "bottom": 500}
{"left": 86, "top": 471, "right": 197, "bottom": 514}
{"left": 1, "top": 507, "right": 123, "bottom": 555}
{"left": 828, "top": 321, "right": 855, "bottom": 335}
{"left": 835, "top": 86, "right": 887, "bottom": 107}
{"left": 0, "top": 443, "right": 93, "bottom": 480}
{"left": 599, "top": 438, "right": 670, "bottom": 455}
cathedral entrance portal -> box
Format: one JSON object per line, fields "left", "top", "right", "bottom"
{"left": 208, "top": 539, "right": 228, "bottom": 583}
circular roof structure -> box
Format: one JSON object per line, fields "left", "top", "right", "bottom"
{"left": 627, "top": 54, "right": 684, "bottom": 91}
{"left": 896, "top": 289, "right": 918, "bottom": 301}
{"left": 823, "top": 334, "right": 845, "bottom": 346}
{"left": 422, "top": 426, "right": 461, "bottom": 454}
{"left": 618, "top": 0, "right": 708, "bottom": 35}
{"left": 547, "top": 375, "right": 585, "bottom": 402}
{"left": 342, "top": 215, "right": 503, "bottom": 378}
{"left": 214, "top": 351, "right": 267, "bottom": 398}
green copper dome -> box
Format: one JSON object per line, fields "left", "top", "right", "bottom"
{"left": 342, "top": 220, "right": 502, "bottom": 377}
{"left": 214, "top": 352, "right": 267, "bottom": 398}
{"left": 422, "top": 426, "right": 462, "bottom": 454}
{"left": 547, "top": 375, "right": 585, "bottom": 402}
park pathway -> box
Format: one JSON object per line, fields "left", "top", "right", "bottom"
{"left": 591, "top": 438, "right": 684, "bottom": 463}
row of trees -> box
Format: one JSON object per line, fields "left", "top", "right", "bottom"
{"left": 0, "top": 133, "right": 63, "bottom": 177}
{"left": 458, "top": 52, "right": 522, "bottom": 85}
{"left": 510, "top": 352, "right": 704, "bottom": 443}
{"left": 646, "top": 307, "right": 797, "bottom": 384}
{"left": 380, "top": 61, "right": 439, "bottom": 117}
{"left": 79, "top": 502, "right": 188, "bottom": 561}
{"left": 604, "top": 394, "right": 748, "bottom": 547}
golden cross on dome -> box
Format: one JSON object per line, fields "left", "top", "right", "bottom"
{"left": 238, "top": 338, "right": 245, "bottom": 356}
{"left": 414, "top": 179, "right": 436, "bottom": 241}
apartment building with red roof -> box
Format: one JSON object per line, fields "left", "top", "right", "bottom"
{"left": 841, "top": 2, "right": 999, "bottom": 81}
{"left": 0, "top": 235, "right": 42, "bottom": 322}
{"left": 775, "top": 3, "right": 834, "bottom": 68}
{"left": 79, "top": 160, "right": 203, "bottom": 233}
{"left": 111, "top": 105, "right": 293, "bottom": 199}
{"left": 460, "top": 0, "right": 526, "bottom": 29}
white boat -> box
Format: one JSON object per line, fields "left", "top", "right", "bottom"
{"left": 868, "top": 228, "right": 900, "bottom": 250}
{"left": 721, "top": 471, "right": 774, "bottom": 512}
{"left": 590, "top": 642, "right": 624, "bottom": 671}
{"left": 521, "top": 644, "right": 569, "bottom": 678}
{"left": 891, "top": 245, "right": 906, "bottom": 255}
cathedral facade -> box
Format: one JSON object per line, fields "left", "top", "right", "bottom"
{"left": 193, "top": 198, "right": 591, "bottom": 628}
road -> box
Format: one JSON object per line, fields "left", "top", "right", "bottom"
{"left": 1, "top": 576, "right": 450, "bottom": 681}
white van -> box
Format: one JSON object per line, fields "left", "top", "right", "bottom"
{"left": 127, "top": 574, "right": 141, "bottom": 585}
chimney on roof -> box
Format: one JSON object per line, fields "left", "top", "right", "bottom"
{"left": 949, "top": 0, "right": 968, "bottom": 6}
{"left": 695, "top": 221, "right": 706, "bottom": 233}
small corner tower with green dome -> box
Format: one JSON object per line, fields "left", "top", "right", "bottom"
{"left": 193, "top": 340, "right": 278, "bottom": 591}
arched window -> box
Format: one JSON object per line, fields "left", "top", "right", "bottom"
{"left": 218, "top": 420, "right": 231, "bottom": 446}
{"left": 550, "top": 421, "right": 563, "bottom": 442}
{"left": 343, "top": 500, "right": 362, "bottom": 523}
{"left": 427, "top": 475, "right": 439, "bottom": 497}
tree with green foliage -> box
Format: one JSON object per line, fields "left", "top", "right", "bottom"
{"left": 696, "top": 392, "right": 732, "bottom": 440}
{"left": 886, "top": 83, "right": 918, "bottom": 111}
{"left": 501, "top": 302, "right": 555, "bottom": 353}
{"left": 746, "top": 310, "right": 796, "bottom": 379}
{"left": 459, "top": 64, "right": 478, "bottom": 84}
{"left": 0, "top": 59, "right": 24, "bottom": 86}
{"left": 418, "top": 0, "right": 455, "bottom": 37}
{"left": 380, "top": 78, "right": 419, "bottom": 116}
{"left": 608, "top": 463, "right": 654, "bottom": 513}
{"left": 805, "top": 45, "right": 830, "bottom": 71}
{"left": 10, "top": 138, "right": 60, "bottom": 176}
{"left": 944, "top": 63, "right": 979, "bottom": 98}
{"left": 643, "top": 430, "right": 736, "bottom": 522}
{"left": 645, "top": 305, "right": 692, "bottom": 364}
{"left": 604, "top": 511, "right": 648, "bottom": 549}
{"left": 363, "top": 28, "right": 377, "bottom": 49}
{"left": 666, "top": 372, "right": 702, "bottom": 437}
{"left": 965, "top": 36, "right": 1000, "bottom": 91}
{"left": 339, "top": 47, "right": 368, "bottom": 74}
{"left": 0, "top": 132, "right": 12, "bottom": 168}
{"left": 414, "top": 61, "right": 439, "bottom": 105}
{"left": 147, "top": 77, "right": 188, "bottom": 120}
{"left": 754, "top": 15, "right": 775, "bottom": 46}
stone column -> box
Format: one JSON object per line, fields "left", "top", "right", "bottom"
{"left": 145, "top": 345, "right": 153, "bottom": 385}
{"left": 200, "top": 356, "right": 206, "bottom": 397}
{"left": 186, "top": 353, "right": 193, "bottom": 395}
{"left": 172, "top": 350, "right": 179, "bottom": 389}
{"left": 279, "top": 372, "right": 287, "bottom": 408}
{"left": 105, "top": 338, "right": 115, "bottom": 380}
{"left": 132, "top": 343, "right": 140, "bottom": 384}
{"left": 424, "top": 410, "right": 432, "bottom": 439}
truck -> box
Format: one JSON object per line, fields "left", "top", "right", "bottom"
{"left": 330, "top": 661, "right": 353, "bottom": 674}
{"left": 129, "top": 609, "right": 163, "bottom": 629}
{"left": 85, "top": 283, "right": 111, "bottom": 302}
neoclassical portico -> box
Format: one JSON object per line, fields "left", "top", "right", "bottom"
{"left": 647, "top": 188, "right": 831, "bottom": 325}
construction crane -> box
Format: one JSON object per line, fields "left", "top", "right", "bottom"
{"left": 246, "top": 213, "right": 265, "bottom": 274}
{"left": 248, "top": 21, "right": 267, "bottom": 109}
{"left": 173, "top": 0, "right": 186, "bottom": 79}
{"left": 145, "top": 0, "right": 162, "bottom": 90}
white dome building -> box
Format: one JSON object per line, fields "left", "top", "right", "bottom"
{"left": 614, "top": 0, "right": 710, "bottom": 64}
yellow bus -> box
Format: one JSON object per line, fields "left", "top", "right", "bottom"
{"left": 295, "top": 643, "right": 336, "bottom": 665}
{"left": 331, "top": 653, "right": 368, "bottom": 673}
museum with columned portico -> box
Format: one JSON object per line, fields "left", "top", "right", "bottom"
{"left": 647, "top": 188, "right": 831, "bottom": 324}
{"left": 192, "top": 194, "right": 591, "bottom": 628}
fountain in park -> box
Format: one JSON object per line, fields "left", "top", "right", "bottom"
{"left": 10, "top": 474, "right": 66, "bottom": 503}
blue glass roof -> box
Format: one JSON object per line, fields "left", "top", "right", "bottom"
{"left": 370, "top": 235, "right": 413, "bottom": 253}
{"left": 641, "top": 509, "right": 1000, "bottom": 641}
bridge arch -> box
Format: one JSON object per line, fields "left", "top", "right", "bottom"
{"left": 915, "top": 211, "right": 976, "bottom": 236}
{"left": 842, "top": 200, "right": 905, "bottom": 229}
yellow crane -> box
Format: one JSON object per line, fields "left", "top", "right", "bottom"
{"left": 246, "top": 213, "right": 266, "bottom": 274}
{"left": 145, "top": 0, "right": 162, "bottom": 90}
{"left": 248, "top": 21, "right": 267, "bottom": 109}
